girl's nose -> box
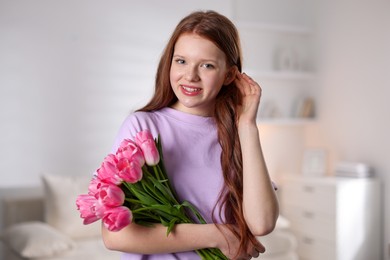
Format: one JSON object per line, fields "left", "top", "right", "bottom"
{"left": 184, "top": 66, "right": 200, "bottom": 82}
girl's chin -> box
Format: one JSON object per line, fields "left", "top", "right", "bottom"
{"left": 172, "top": 102, "right": 212, "bottom": 116}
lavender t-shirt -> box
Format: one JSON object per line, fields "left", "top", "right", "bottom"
{"left": 111, "top": 107, "right": 225, "bottom": 260}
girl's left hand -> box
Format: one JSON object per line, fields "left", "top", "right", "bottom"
{"left": 234, "top": 69, "right": 262, "bottom": 124}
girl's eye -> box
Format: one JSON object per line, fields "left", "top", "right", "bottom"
{"left": 202, "top": 63, "right": 214, "bottom": 69}
{"left": 175, "top": 59, "right": 185, "bottom": 64}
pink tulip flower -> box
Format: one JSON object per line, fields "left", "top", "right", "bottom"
{"left": 97, "top": 154, "right": 122, "bottom": 185}
{"left": 88, "top": 177, "right": 103, "bottom": 197}
{"left": 116, "top": 158, "right": 143, "bottom": 183}
{"left": 135, "top": 130, "right": 160, "bottom": 166}
{"left": 102, "top": 206, "right": 132, "bottom": 232}
{"left": 97, "top": 183, "right": 125, "bottom": 207}
{"left": 76, "top": 194, "right": 106, "bottom": 224}
{"left": 117, "top": 139, "right": 145, "bottom": 167}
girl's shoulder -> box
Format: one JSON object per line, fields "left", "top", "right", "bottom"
{"left": 119, "top": 107, "right": 217, "bottom": 141}
{"left": 126, "top": 110, "right": 155, "bottom": 123}
{"left": 119, "top": 108, "right": 183, "bottom": 140}
{"left": 121, "top": 110, "right": 160, "bottom": 134}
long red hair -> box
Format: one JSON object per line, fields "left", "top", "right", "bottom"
{"left": 138, "top": 10, "right": 257, "bottom": 256}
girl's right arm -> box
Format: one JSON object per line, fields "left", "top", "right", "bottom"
{"left": 102, "top": 223, "right": 216, "bottom": 254}
{"left": 102, "top": 223, "right": 259, "bottom": 259}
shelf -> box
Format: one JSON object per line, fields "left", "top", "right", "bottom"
{"left": 257, "top": 117, "right": 316, "bottom": 126}
{"left": 235, "top": 21, "right": 312, "bottom": 35}
{"left": 244, "top": 70, "right": 315, "bottom": 81}
{"left": 235, "top": 18, "right": 317, "bottom": 128}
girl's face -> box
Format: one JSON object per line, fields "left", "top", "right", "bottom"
{"left": 170, "top": 33, "right": 233, "bottom": 116}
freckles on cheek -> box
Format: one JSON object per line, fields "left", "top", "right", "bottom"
{"left": 171, "top": 72, "right": 184, "bottom": 85}
{"left": 169, "top": 72, "right": 181, "bottom": 89}
{"left": 169, "top": 70, "right": 175, "bottom": 84}
{"left": 169, "top": 68, "right": 178, "bottom": 81}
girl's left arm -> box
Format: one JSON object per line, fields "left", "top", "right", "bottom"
{"left": 235, "top": 71, "right": 279, "bottom": 236}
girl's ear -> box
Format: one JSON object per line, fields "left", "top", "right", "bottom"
{"left": 223, "top": 66, "right": 238, "bottom": 85}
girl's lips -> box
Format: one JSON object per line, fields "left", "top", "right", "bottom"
{"left": 180, "top": 85, "right": 202, "bottom": 96}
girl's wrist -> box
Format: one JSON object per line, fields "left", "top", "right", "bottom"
{"left": 204, "top": 224, "right": 224, "bottom": 249}
{"left": 237, "top": 114, "right": 257, "bottom": 126}
{"left": 238, "top": 120, "right": 259, "bottom": 134}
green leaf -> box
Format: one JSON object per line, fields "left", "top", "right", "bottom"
{"left": 160, "top": 217, "right": 169, "bottom": 227}
{"left": 149, "top": 204, "right": 179, "bottom": 216}
{"left": 140, "top": 178, "right": 163, "bottom": 202}
{"left": 147, "top": 176, "right": 178, "bottom": 205}
{"left": 181, "top": 201, "right": 207, "bottom": 224}
{"left": 166, "top": 217, "right": 180, "bottom": 236}
{"left": 130, "top": 188, "right": 159, "bottom": 206}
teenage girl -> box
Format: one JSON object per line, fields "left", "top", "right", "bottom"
{"left": 102, "top": 10, "right": 279, "bottom": 260}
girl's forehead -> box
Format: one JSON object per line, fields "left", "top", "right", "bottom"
{"left": 174, "top": 33, "right": 226, "bottom": 60}
{"left": 175, "top": 33, "right": 213, "bottom": 46}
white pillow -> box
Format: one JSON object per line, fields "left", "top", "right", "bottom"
{"left": 1, "top": 221, "right": 75, "bottom": 258}
{"left": 41, "top": 174, "right": 101, "bottom": 239}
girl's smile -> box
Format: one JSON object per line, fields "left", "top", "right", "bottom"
{"left": 180, "top": 85, "right": 202, "bottom": 96}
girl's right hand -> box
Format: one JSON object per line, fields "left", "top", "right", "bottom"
{"left": 217, "top": 225, "right": 265, "bottom": 260}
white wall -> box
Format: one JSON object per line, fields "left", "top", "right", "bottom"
{"left": 0, "top": 0, "right": 311, "bottom": 184}
{"left": 305, "top": 0, "right": 390, "bottom": 258}
{"left": 0, "top": 0, "right": 232, "bottom": 186}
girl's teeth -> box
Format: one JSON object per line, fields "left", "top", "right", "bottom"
{"left": 183, "top": 86, "right": 200, "bottom": 92}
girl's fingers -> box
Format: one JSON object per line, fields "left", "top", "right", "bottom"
{"left": 235, "top": 73, "right": 252, "bottom": 96}
{"left": 255, "top": 240, "right": 266, "bottom": 253}
{"left": 236, "top": 72, "right": 262, "bottom": 96}
{"left": 234, "top": 73, "right": 247, "bottom": 95}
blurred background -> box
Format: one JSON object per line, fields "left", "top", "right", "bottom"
{"left": 0, "top": 0, "right": 389, "bottom": 259}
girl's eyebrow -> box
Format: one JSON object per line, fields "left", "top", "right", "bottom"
{"left": 172, "top": 54, "right": 218, "bottom": 64}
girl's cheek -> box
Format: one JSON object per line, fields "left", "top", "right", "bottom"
{"left": 169, "top": 70, "right": 176, "bottom": 80}
{"left": 171, "top": 69, "right": 183, "bottom": 80}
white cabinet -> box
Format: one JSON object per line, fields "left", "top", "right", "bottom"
{"left": 236, "top": 21, "right": 316, "bottom": 125}
{"left": 280, "top": 176, "right": 381, "bottom": 260}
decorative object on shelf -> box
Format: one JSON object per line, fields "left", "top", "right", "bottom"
{"left": 334, "top": 161, "right": 374, "bottom": 178}
{"left": 258, "top": 100, "right": 281, "bottom": 119}
{"left": 302, "top": 148, "right": 327, "bottom": 176}
{"left": 292, "top": 97, "right": 315, "bottom": 118}
{"left": 274, "top": 46, "right": 300, "bottom": 71}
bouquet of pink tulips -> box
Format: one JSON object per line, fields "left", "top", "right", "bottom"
{"left": 76, "top": 130, "right": 227, "bottom": 259}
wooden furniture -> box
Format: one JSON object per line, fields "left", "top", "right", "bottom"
{"left": 280, "top": 175, "right": 381, "bottom": 260}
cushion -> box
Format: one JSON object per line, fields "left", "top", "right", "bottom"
{"left": 1, "top": 221, "right": 75, "bottom": 258}
{"left": 41, "top": 174, "right": 101, "bottom": 239}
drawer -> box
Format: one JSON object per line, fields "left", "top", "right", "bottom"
{"left": 281, "top": 182, "right": 336, "bottom": 216}
{"left": 295, "top": 231, "right": 336, "bottom": 260}
{"left": 283, "top": 205, "right": 335, "bottom": 241}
